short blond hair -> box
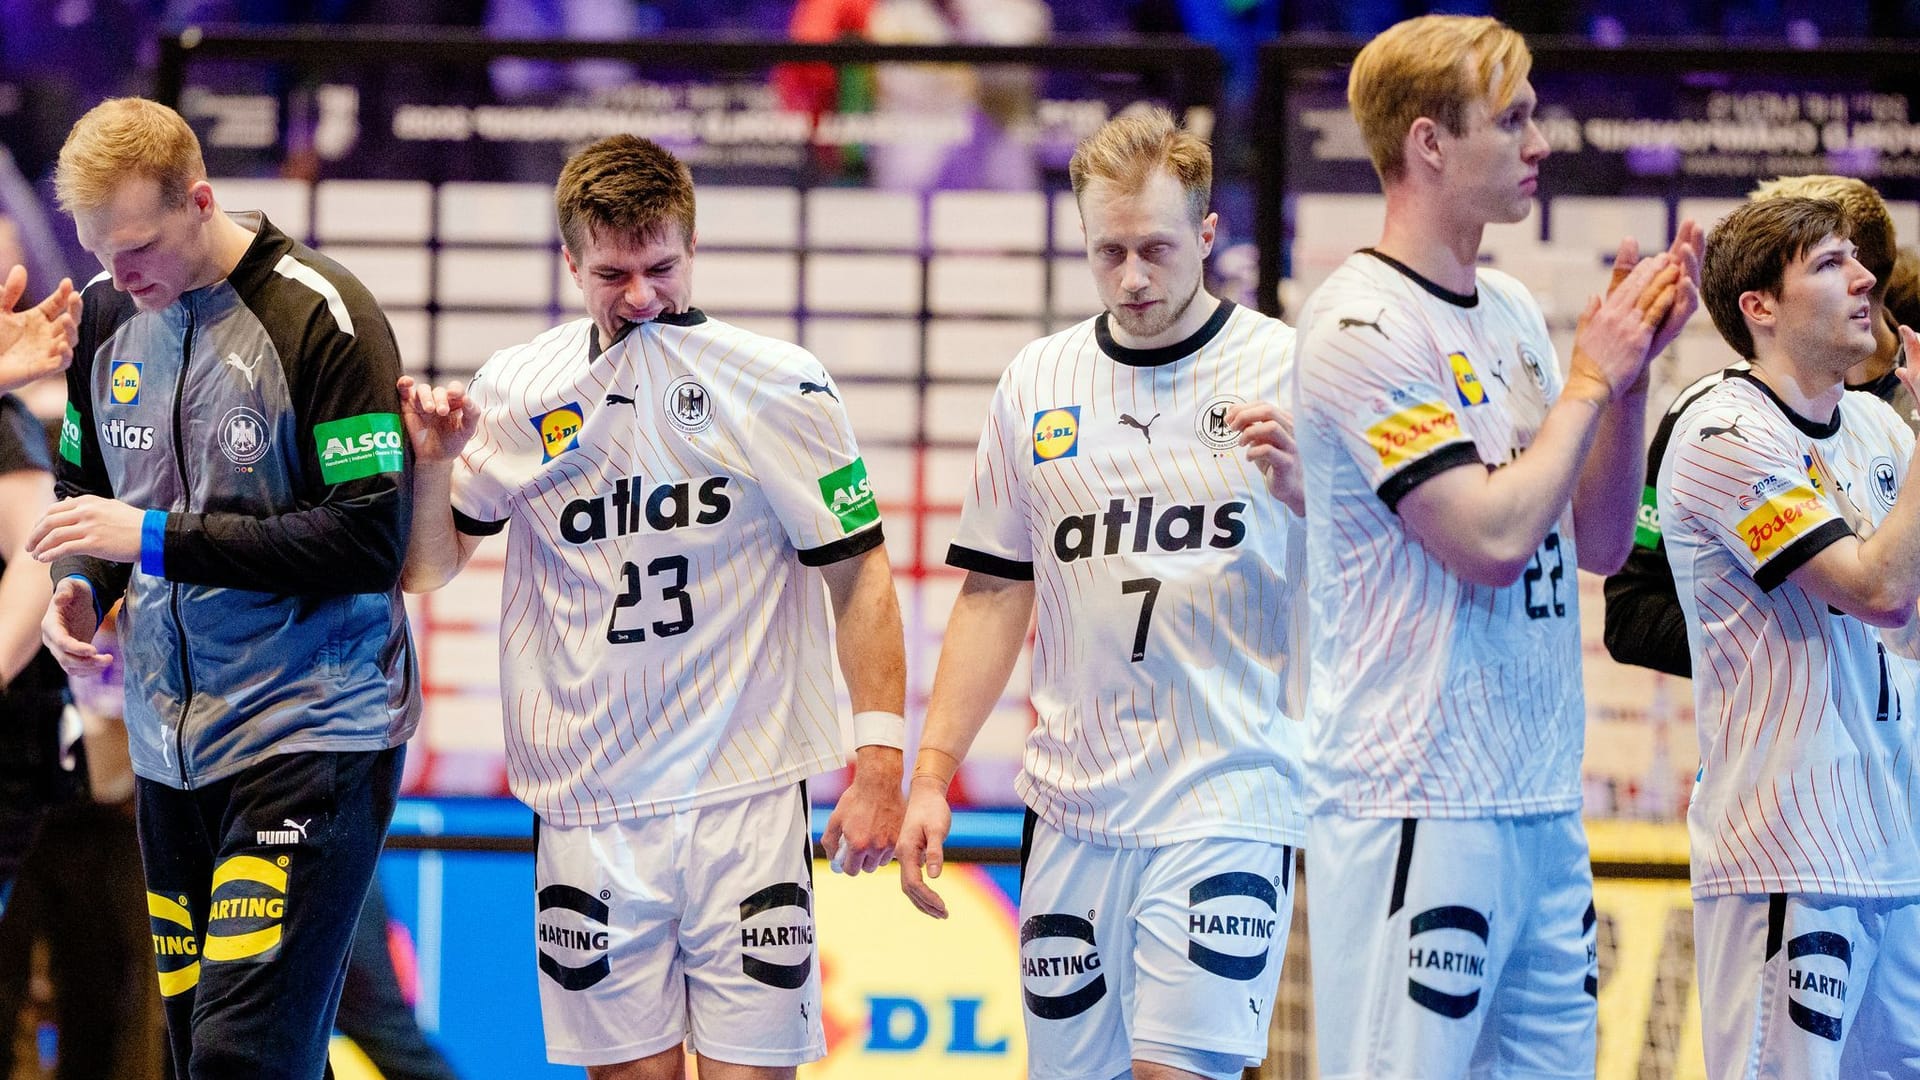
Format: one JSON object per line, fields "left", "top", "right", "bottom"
{"left": 1068, "top": 108, "right": 1211, "bottom": 225}
{"left": 1751, "top": 175, "right": 1895, "bottom": 295}
{"left": 55, "top": 98, "right": 206, "bottom": 214}
{"left": 1349, "top": 15, "right": 1531, "bottom": 183}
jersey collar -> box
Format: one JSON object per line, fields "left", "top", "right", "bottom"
{"left": 1361, "top": 248, "right": 1479, "bottom": 309}
{"left": 1095, "top": 299, "right": 1235, "bottom": 367}
{"left": 588, "top": 309, "right": 707, "bottom": 360}
{"left": 1731, "top": 369, "right": 1842, "bottom": 439}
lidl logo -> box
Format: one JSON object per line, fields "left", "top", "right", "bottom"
{"left": 110, "top": 361, "right": 142, "bottom": 405}
{"left": 1804, "top": 453, "right": 1825, "bottom": 494}
{"left": 533, "top": 403, "right": 585, "bottom": 462}
{"left": 818, "top": 458, "right": 879, "bottom": 534}
{"left": 1449, "top": 352, "right": 1485, "bottom": 407}
{"left": 1032, "top": 406, "right": 1080, "bottom": 464}
{"left": 315, "top": 412, "right": 405, "bottom": 483}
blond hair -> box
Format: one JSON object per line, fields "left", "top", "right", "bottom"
{"left": 1751, "top": 175, "right": 1895, "bottom": 295}
{"left": 1068, "top": 108, "right": 1212, "bottom": 224}
{"left": 1349, "top": 15, "right": 1532, "bottom": 183}
{"left": 55, "top": 98, "right": 206, "bottom": 213}
{"left": 555, "top": 135, "right": 696, "bottom": 255}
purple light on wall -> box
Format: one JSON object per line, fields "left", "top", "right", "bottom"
{"left": 1625, "top": 144, "right": 1682, "bottom": 176}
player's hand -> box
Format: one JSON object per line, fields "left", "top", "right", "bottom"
{"left": 1896, "top": 327, "right": 1920, "bottom": 417}
{"left": 896, "top": 779, "right": 953, "bottom": 919}
{"left": 0, "top": 268, "right": 80, "bottom": 393}
{"left": 1226, "top": 401, "right": 1305, "bottom": 516}
{"left": 28, "top": 495, "right": 145, "bottom": 563}
{"left": 41, "top": 577, "right": 110, "bottom": 677}
{"left": 397, "top": 375, "right": 479, "bottom": 463}
{"left": 822, "top": 745, "right": 904, "bottom": 875}
{"left": 1569, "top": 252, "right": 1681, "bottom": 402}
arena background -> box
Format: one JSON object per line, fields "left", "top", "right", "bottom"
{"left": 10, "top": 16, "right": 1920, "bottom": 1079}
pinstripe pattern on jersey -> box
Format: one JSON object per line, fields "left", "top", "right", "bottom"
{"left": 1663, "top": 377, "right": 1920, "bottom": 897}
{"left": 452, "top": 316, "right": 872, "bottom": 826}
{"left": 1293, "top": 254, "right": 1585, "bottom": 819}
{"left": 950, "top": 304, "right": 1307, "bottom": 848}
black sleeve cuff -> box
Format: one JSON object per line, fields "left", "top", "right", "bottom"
{"left": 453, "top": 507, "right": 508, "bottom": 537}
{"left": 946, "top": 544, "right": 1035, "bottom": 581}
{"left": 798, "top": 523, "right": 885, "bottom": 567}
{"left": 1754, "top": 518, "right": 1853, "bottom": 592}
{"left": 1376, "top": 442, "right": 1485, "bottom": 513}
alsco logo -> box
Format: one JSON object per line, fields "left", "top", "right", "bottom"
{"left": 817, "top": 458, "right": 879, "bottom": 534}
{"left": 315, "top": 413, "right": 404, "bottom": 483}
{"left": 110, "top": 361, "right": 142, "bottom": 405}
{"left": 534, "top": 403, "right": 584, "bottom": 462}
{"left": 59, "top": 403, "right": 82, "bottom": 465}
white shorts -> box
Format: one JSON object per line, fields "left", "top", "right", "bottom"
{"left": 1307, "top": 812, "right": 1597, "bottom": 1080}
{"left": 1018, "top": 810, "right": 1297, "bottom": 1080}
{"left": 1694, "top": 892, "right": 1920, "bottom": 1080}
{"left": 531, "top": 783, "right": 825, "bottom": 1068}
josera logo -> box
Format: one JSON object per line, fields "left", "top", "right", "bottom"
{"left": 110, "top": 361, "right": 142, "bottom": 405}
{"left": 532, "top": 403, "right": 584, "bottom": 462}
{"left": 1406, "top": 905, "right": 1490, "bottom": 1019}
{"left": 147, "top": 890, "right": 200, "bottom": 998}
{"left": 813, "top": 864, "right": 1021, "bottom": 1076}
{"left": 536, "top": 883, "right": 612, "bottom": 991}
{"left": 1785, "top": 931, "right": 1851, "bottom": 1041}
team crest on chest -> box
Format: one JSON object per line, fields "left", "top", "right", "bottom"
{"left": 219, "top": 406, "right": 271, "bottom": 467}
{"left": 1870, "top": 456, "right": 1898, "bottom": 512}
{"left": 1518, "top": 345, "right": 1549, "bottom": 393}
{"left": 664, "top": 375, "right": 714, "bottom": 436}
{"left": 1196, "top": 395, "right": 1245, "bottom": 453}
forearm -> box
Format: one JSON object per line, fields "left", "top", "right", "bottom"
{"left": 0, "top": 557, "right": 50, "bottom": 684}
{"left": 1572, "top": 388, "right": 1650, "bottom": 574}
{"left": 915, "top": 575, "right": 1033, "bottom": 776}
{"left": 162, "top": 489, "right": 408, "bottom": 594}
{"left": 401, "top": 458, "right": 468, "bottom": 593}
{"left": 827, "top": 547, "right": 908, "bottom": 716}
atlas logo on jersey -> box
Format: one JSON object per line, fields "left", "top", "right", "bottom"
{"left": 1033, "top": 407, "right": 1080, "bottom": 463}
{"left": 1406, "top": 905, "right": 1490, "bottom": 1019}
{"left": 1186, "top": 872, "right": 1280, "bottom": 981}
{"left": 110, "top": 361, "right": 142, "bottom": 405}
{"left": 1020, "top": 913, "right": 1105, "bottom": 1019}
{"left": 537, "top": 883, "right": 613, "bottom": 992}
{"left": 532, "top": 403, "right": 585, "bottom": 462}
{"left": 1784, "top": 930, "right": 1851, "bottom": 1041}
{"left": 740, "top": 882, "right": 814, "bottom": 990}
{"left": 1053, "top": 496, "right": 1248, "bottom": 563}
{"left": 1449, "top": 352, "right": 1485, "bottom": 407}
{"left": 558, "top": 475, "right": 732, "bottom": 545}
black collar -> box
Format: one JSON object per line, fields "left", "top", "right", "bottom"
{"left": 1095, "top": 299, "right": 1235, "bottom": 367}
{"left": 1731, "top": 369, "right": 1842, "bottom": 439}
{"left": 1361, "top": 248, "right": 1478, "bottom": 308}
{"left": 589, "top": 309, "right": 706, "bottom": 359}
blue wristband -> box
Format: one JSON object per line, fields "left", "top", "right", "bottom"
{"left": 139, "top": 509, "right": 167, "bottom": 578}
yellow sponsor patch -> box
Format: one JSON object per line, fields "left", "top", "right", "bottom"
{"left": 1449, "top": 352, "right": 1485, "bottom": 407}
{"left": 1031, "top": 406, "right": 1080, "bottom": 463}
{"left": 1737, "top": 486, "right": 1831, "bottom": 562}
{"left": 148, "top": 890, "right": 201, "bottom": 997}
{"left": 1365, "top": 402, "right": 1464, "bottom": 471}
{"left": 532, "top": 403, "right": 584, "bottom": 462}
{"left": 204, "top": 854, "right": 289, "bottom": 964}
{"left": 110, "top": 361, "right": 142, "bottom": 405}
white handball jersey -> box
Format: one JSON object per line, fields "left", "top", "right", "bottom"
{"left": 948, "top": 300, "right": 1307, "bottom": 848}
{"left": 1661, "top": 372, "right": 1920, "bottom": 899}
{"left": 1292, "top": 251, "right": 1584, "bottom": 819}
{"left": 451, "top": 311, "right": 883, "bottom": 826}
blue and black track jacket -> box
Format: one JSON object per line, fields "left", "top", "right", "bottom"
{"left": 53, "top": 213, "right": 420, "bottom": 788}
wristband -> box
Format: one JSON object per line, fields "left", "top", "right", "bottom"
{"left": 139, "top": 509, "right": 167, "bottom": 578}
{"left": 852, "top": 710, "right": 907, "bottom": 750}
{"left": 912, "top": 745, "right": 963, "bottom": 788}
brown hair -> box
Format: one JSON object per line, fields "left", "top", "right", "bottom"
{"left": 1751, "top": 175, "right": 1895, "bottom": 296}
{"left": 555, "top": 135, "right": 696, "bottom": 254}
{"left": 1702, "top": 197, "right": 1848, "bottom": 360}
{"left": 54, "top": 97, "right": 206, "bottom": 213}
{"left": 1348, "top": 15, "right": 1531, "bottom": 183}
{"left": 1884, "top": 246, "right": 1920, "bottom": 330}
{"left": 1068, "top": 107, "right": 1212, "bottom": 225}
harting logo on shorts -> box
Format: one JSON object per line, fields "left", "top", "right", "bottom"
{"left": 739, "top": 882, "right": 814, "bottom": 990}
{"left": 147, "top": 890, "right": 200, "bottom": 998}
{"left": 1785, "top": 931, "right": 1852, "bottom": 1041}
{"left": 1406, "top": 905, "right": 1490, "bottom": 1019}
{"left": 1185, "top": 872, "right": 1279, "bottom": 981}
{"left": 537, "top": 884, "right": 613, "bottom": 992}
{"left": 204, "top": 854, "right": 289, "bottom": 965}
{"left": 1020, "top": 913, "right": 1105, "bottom": 1020}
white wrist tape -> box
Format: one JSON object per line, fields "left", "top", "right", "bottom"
{"left": 851, "top": 710, "right": 907, "bottom": 750}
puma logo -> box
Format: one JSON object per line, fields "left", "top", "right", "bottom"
{"left": 1699, "top": 419, "right": 1748, "bottom": 443}
{"left": 254, "top": 817, "right": 312, "bottom": 845}
{"left": 1249, "top": 997, "right": 1259, "bottom": 1017}
{"left": 283, "top": 818, "right": 310, "bottom": 840}
{"left": 1337, "top": 308, "right": 1389, "bottom": 339}
{"left": 605, "top": 393, "right": 636, "bottom": 407}
{"left": 799, "top": 379, "right": 838, "bottom": 401}
{"left": 225, "top": 352, "right": 262, "bottom": 389}
{"left": 1119, "top": 412, "right": 1160, "bottom": 443}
